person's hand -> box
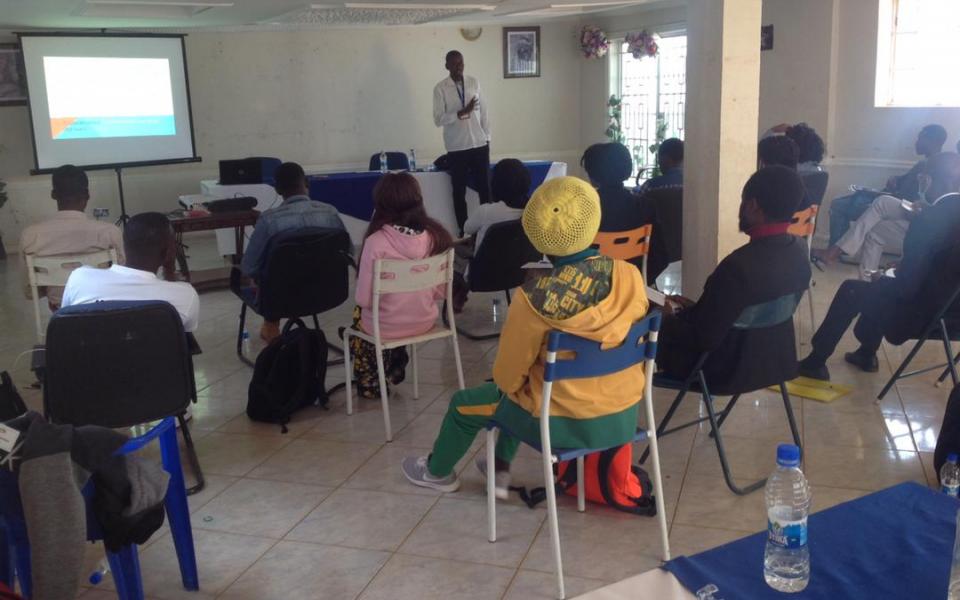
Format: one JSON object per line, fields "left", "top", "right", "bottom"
{"left": 457, "top": 97, "right": 477, "bottom": 118}
{"left": 664, "top": 295, "right": 694, "bottom": 315}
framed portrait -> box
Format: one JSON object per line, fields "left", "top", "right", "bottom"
{"left": 0, "top": 43, "right": 27, "bottom": 106}
{"left": 503, "top": 26, "right": 540, "bottom": 79}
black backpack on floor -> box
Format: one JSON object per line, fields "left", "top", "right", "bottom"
{"left": 247, "top": 319, "right": 329, "bottom": 432}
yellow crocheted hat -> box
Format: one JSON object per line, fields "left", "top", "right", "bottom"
{"left": 522, "top": 176, "right": 601, "bottom": 256}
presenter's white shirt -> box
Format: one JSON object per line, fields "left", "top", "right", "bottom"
{"left": 433, "top": 75, "right": 490, "bottom": 153}
{"left": 62, "top": 264, "right": 200, "bottom": 332}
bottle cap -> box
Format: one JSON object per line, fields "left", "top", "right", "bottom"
{"left": 776, "top": 444, "right": 801, "bottom": 467}
{"left": 950, "top": 453, "right": 959, "bottom": 464}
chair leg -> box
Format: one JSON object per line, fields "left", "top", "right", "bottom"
{"left": 375, "top": 344, "right": 393, "bottom": 442}
{"left": 699, "top": 374, "right": 765, "bottom": 496}
{"left": 451, "top": 335, "right": 466, "bottom": 390}
{"left": 0, "top": 519, "right": 30, "bottom": 599}
{"left": 236, "top": 304, "right": 253, "bottom": 366}
{"left": 106, "top": 545, "right": 144, "bottom": 600}
{"left": 177, "top": 415, "right": 206, "bottom": 496}
{"left": 576, "top": 456, "right": 586, "bottom": 513}
{"left": 160, "top": 425, "right": 200, "bottom": 590}
{"left": 639, "top": 385, "right": 690, "bottom": 464}
{"left": 708, "top": 394, "right": 741, "bottom": 439}
{"left": 940, "top": 321, "right": 960, "bottom": 388}
{"left": 878, "top": 335, "right": 928, "bottom": 401}
{"left": 807, "top": 283, "right": 816, "bottom": 344}
{"left": 542, "top": 449, "right": 566, "bottom": 599}
{"left": 486, "top": 428, "right": 497, "bottom": 543}
{"left": 780, "top": 383, "right": 803, "bottom": 455}
{"left": 343, "top": 330, "right": 354, "bottom": 416}
{"left": 410, "top": 344, "right": 419, "bottom": 400}
{"left": 937, "top": 349, "right": 960, "bottom": 386}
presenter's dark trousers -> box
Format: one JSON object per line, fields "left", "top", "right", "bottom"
{"left": 448, "top": 144, "right": 490, "bottom": 235}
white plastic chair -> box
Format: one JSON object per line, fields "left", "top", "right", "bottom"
{"left": 26, "top": 249, "right": 118, "bottom": 341}
{"left": 343, "top": 249, "right": 465, "bottom": 442}
{"left": 485, "top": 313, "right": 671, "bottom": 599}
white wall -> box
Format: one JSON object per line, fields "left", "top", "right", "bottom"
{"left": 0, "top": 22, "right": 582, "bottom": 251}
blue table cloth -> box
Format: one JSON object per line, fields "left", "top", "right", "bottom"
{"left": 308, "top": 160, "right": 557, "bottom": 221}
{"left": 663, "top": 482, "right": 957, "bottom": 599}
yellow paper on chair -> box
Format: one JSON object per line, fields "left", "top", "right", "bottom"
{"left": 770, "top": 377, "right": 853, "bottom": 403}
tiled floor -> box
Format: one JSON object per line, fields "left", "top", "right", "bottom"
{"left": 0, "top": 244, "right": 950, "bottom": 599}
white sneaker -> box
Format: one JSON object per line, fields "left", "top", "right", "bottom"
{"left": 401, "top": 456, "right": 461, "bottom": 493}
{"left": 475, "top": 457, "right": 511, "bottom": 500}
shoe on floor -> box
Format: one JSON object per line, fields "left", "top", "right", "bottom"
{"left": 845, "top": 350, "right": 879, "bottom": 373}
{"left": 798, "top": 357, "right": 830, "bottom": 381}
{"left": 401, "top": 456, "right": 461, "bottom": 493}
{"left": 475, "top": 456, "right": 511, "bottom": 500}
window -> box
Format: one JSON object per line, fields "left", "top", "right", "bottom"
{"left": 875, "top": 0, "right": 960, "bottom": 107}
{"left": 612, "top": 33, "right": 686, "bottom": 184}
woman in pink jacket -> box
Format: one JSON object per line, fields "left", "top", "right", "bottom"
{"left": 351, "top": 173, "right": 453, "bottom": 399}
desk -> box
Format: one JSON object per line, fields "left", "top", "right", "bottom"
{"left": 169, "top": 210, "right": 259, "bottom": 290}
{"left": 198, "top": 181, "right": 280, "bottom": 256}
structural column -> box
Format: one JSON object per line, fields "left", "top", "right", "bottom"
{"left": 682, "top": 0, "right": 763, "bottom": 296}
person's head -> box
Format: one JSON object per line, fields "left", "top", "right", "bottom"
{"left": 738, "top": 166, "right": 805, "bottom": 232}
{"left": 920, "top": 152, "right": 960, "bottom": 201}
{"left": 757, "top": 136, "right": 799, "bottom": 170}
{"left": 580, "top": 142, "right": 633, "bottom": 188}
{"left": 273, "top": 162, "right": 308, "bottom": 198}
{"left": 522, "top": 176, "right": 601, "bottom": 259}
{"left": 491, "top": 159, "right": 532, "bottom": 209}
{"left": 51, "top": 164, "right": 89, "bottom": 211}
{"left": 445, "top": 50, "right": 464, "bottom": 81}
{"left": 916, "top": 124, "right": 948, "bottom": 157}
{"left": 784, "top": 123, "right": 825, "bottom": 165}
{"left": 657, "top": 138, "right": 684, "bottom": 172}
{"left": 123, "top": 212, "right": 176, "bottom": 274}
{"left": 366, "top": 172, "right": 453, "bottom": 255}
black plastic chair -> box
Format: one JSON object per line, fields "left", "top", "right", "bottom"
{"left": 640, "top": 293, "right": 804, "bottom": 495}
{"left": 368, "top": 152, "right": 410, "bottom": 171}
{"left": 800, "top": 170, "right": 830, "bottom": 207}
{"left": 641, "top": 187, "right": 683, "bottom": 283}
{"left": 445, "top": 220, "right": 540, "bottom": 340}
{"left": 233, "top": 227, "right": 352, "bottom": 366}
{"left": 44, "top": 300, "right": 205, "bottom": 495}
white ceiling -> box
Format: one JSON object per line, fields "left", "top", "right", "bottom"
{"left": 0, "top": 0, "right": 675, "bottom": 30}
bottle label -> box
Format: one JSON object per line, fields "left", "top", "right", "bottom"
{"left": 767, "top": 515, "right": 807, "bottom": 549}
{"left": 942, "top": 483, "right": 959, "bottom": 497}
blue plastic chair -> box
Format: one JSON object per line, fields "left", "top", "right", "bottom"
{"left": 0, "top": 416, "right": 198, "bottom": 599}
{"left": 484, "top": 312, "right": 670, "bottom": 600}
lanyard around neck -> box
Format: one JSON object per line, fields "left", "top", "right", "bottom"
{"left": 455, "top": 79, "right": 466, "bottom": 108}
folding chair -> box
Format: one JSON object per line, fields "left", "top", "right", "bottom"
{"left": 788, "top": 205, "right": 819, "bottom": 345}
{"left": 25, "top": 249, "right": 117, "bottom": 342}
{"left": 485, "top": 312, "right": 670, "bottom": 600}
{"left": 343, "top": 249, "right": 465, "bottom": 442}
{"left": 642, "top": 293, "right": 804, "bottom": 495}
{"left": 0, "top": 416, "right": 198, "bottom": 599}
{"left": 593, "top": 224, "right": 653, "bottom": 280}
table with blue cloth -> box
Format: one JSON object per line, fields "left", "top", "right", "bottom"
{"left": 578, "top": 482, "right": 958, "bottom": 599}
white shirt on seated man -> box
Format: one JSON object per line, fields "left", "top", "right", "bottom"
{"left": 61, "top": 212, "right": 200, "bottom": 332}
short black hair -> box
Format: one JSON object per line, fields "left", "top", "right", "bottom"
{"left": 921, "top": 124, "right": 948, "bottom": 146}
{"left": 123, "top": 212, "right": 172, "bottom": 262}
{"left": 658, "top": 138, "right": 684, "bottom": 164}
{"left": 758, "top": 136, "right": 799, "bottom": 170}
{"left": 51, "top": 164, "right": 88, "bottom": 198}
{"left": 741, "top": 166, "right": 804, "bottom": 223}
{"left": 491, "top": 158, "right": 531, "bottom": 209}
{"left": 445, "top": 50, "right": 462, "bottom": 63}
{"left": 273, "top": 162, "right": 306, "bottom": 196}
{"left": 785, "top": 123, "right": 825, "bottom": 164}
{"left": 580, "top": 143, "right": 633, "bottom": 186}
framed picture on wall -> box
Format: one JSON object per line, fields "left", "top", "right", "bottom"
{"left": 0, "top": 44, "right": 27, "bottom": 106}
{"left": 503, "top": 26, "right": 540, "bottom": 78}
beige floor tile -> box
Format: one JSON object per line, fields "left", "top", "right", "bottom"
{"left": 919, "top": 451, "right": 940, "bottom": 488}
{"left": 358, "top": 553, "right": 515, "bottom": 600}
{"left": 219, "top": 541, "right": 390, "bottom": 600}
{"left": 391, "top": 411, "right": 453, "bottom": 448}
{"left": 803, "top": 407, "right": 915, "bottom": 451}
{"left": 672, "top": 471, "right": 766, "bottom": 534}
{"left": 216, "top": 403, "right": 332, "bottom": 437}
{"left": 694, "top": 392, "right": 803, "bottom": 442}
{"left": 192, "top": 432, "right": 291, "bottom": 477}
{"left": 804, "top": 445, "right": 926, "bottom": 490}
{"left": 286, "top": 488, "right": 438, "bottom": 551}
{"left": 299, "top": 405, "right": 418, "bottom": 445}
{"left": 668, "top": 524, "right": 749, "bottom": 557}
{"left": 809, "top": 485, "right": 871, "bottom": 514}
{"left": 194, "top": 478, "right": 331, "bottom": 538}
{"left": 399, "top": 497, "right": 544, "bottom": 567}
{"left": 686, "top": 434, "right": 783, "bottom": 481}
{"left": 187, "top": 474, "right": 240, "bottom": 514}
{"left": 246, "top": 438, "right": 380, "bottom": 486}
{"left": 907, "top": 412, "right": 942, "bottom": 453}
{"left": 502, "top": 569, "right": 607, "bottom": 600}
{"left": 342, "top": 443, "right": 465, "bottom": 497}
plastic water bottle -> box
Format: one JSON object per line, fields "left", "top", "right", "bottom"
{"left": 242, "top": 329, "right": 251, "bottom": 356}
{"left": 409, "top": 148, "right": 417, "bottom": 172}
{"left": 949, "top": 509, "right": 960, "bottom": 600}
{"left": 763, "top": 443, "right": 811, "bottom": 592}
{"left": 89, "top": 558, "right": 110, "bottom": 585}
{"left": 942, "top": 454, "right": 960, "bottom": 497}
{"left": 379, "top": 151, "right": 388, "bottom": 173}
{"left": 492, "top": 298, "right": 501, "bottom": 322}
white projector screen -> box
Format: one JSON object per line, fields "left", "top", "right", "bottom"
{"left": 18, "top": 33, "right": 199, "bottom": 173}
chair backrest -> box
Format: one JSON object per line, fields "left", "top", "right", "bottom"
{"left": 543, "top": 311, "right": 662, "bottom": 382}
{"left": 368, "top": 152, "right": 410, "bottom": 171}
{"left": 732, "top": 292, "right": 802, "bottom": 330}
{"left": 26, "top": 248, "right": 117, "bottom": 289}
{"left": 257, "top": 227, "right": 352, "bottom": 320}
{"left": 371, "top": 249, "right": 454, "bottom": 336}
{"left": 800, "top": 170, "right": 830, "bottom": 207}
{"left": 44, "top": 300, "right": 194, "bottom": 429}
{"left": 644, "top": 187, "right": 683, "bottom": 263}
{"left": 787, "top": 205, "right": 819, "bottom": 238}
{"left": 468, "top": 220, "right": 541, "bottom": 293}
{"left": 593, "top": 224, "right": 653, "bottom": 261}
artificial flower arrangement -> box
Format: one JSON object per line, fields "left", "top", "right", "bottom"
{"left": 580, "top": 25, "right": 609, "bottom": 59}
{"left": 625, "top": 29, "right": 659, "bottom": 59}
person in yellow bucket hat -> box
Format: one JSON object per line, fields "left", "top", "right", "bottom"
{"left": 402, "top": 176, "right": 650, "bottom": 497}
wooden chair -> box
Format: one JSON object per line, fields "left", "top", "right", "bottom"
{"left": 788, "top": 205, "right": 819, "bottom": 345}
{"left": 592, "top": 224, "right": 653, "bottom": 280}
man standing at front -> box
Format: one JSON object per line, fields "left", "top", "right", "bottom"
{"left": 433, "top": 50, "right": 491, "bottom": 235}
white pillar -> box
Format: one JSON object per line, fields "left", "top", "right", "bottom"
{"left": 682, "top": 0, "right": 763, "bottom": 296}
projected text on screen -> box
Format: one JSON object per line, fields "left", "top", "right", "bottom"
{"left": 43, "top": 56, "right": 176, "bottom": 140}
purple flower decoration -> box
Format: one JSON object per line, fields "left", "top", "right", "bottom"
{"left": 580, "top": 25, "right": 609, "bottom": 59}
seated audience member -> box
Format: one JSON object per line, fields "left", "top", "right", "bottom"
{"left": 757, "top": 135, "right": 812, "bottom": 210}
{"left": 239, "top": 161, "right": 345, "bottom": 341}
{"left": 453, "top": 158, "right": 531, "bottom": 311}
{"left": 656, "top": 166, "right": 810, "bottom": 385}
{"left": 812, "top": 153, "right": 960, "bottom": 279}
{"left": 799, "top": 152, "right": 960, "bottom": 379}
{"left": 638, "top": 138, "right": 684, "bottom": 193}
{"left": 828, "top": 124, "right": 946, "bottom": 247}
{"left": 350, "top": 173, "right": 453, "bottom": 399}
{"left": 20, "top": 164, "right": 124, "bottom": 310}
{"left": 62, "top": 212, "right": 200, "bottom": 332}
{"left": 401, "top": 177, "right": 649, "bottom": 496}
{"left": 582, "top": 142, "right": 649, "bottom": 232}
{"left": 762, "top": 122, "right": 825, "bottom": 172}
